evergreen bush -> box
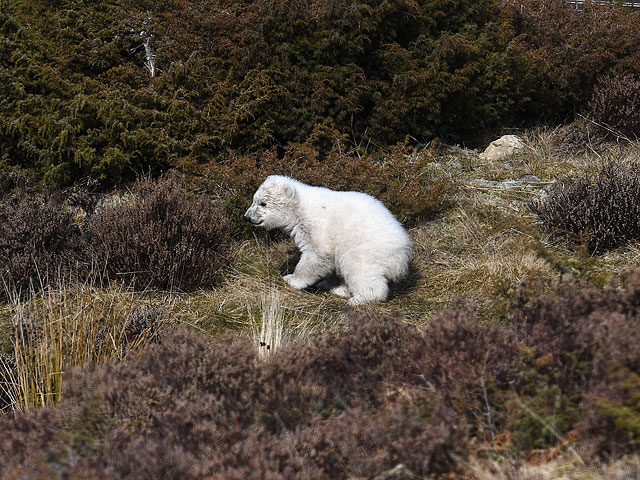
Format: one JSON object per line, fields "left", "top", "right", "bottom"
{"left": 2, "top": 0, "right": 639, "bottom": 186}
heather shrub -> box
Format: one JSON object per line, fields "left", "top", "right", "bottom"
{"left": 0, "top": 192, "right": 84, "bottom": 297}
{"left": 510, "top": 271, "right": 640, "bottom": 454}
{"left": 292, "top": 400, "right": 465, "bottom": 478}
{"left": 3, "top": 274, "right": 640, "bottom": 474}
{"left": 591, "top": 75, "right": 640, "bottom": 139}
{"left": 65, "top": 177, "right": 101, "bottom": 215}
{"left": 408, "top": 307, "right": 518, "bottom": 443}
{"left": 580, "top": 367, "right": 640, "bottom": 455}
{"left": 87, "top": 177, "right": 231, "bottom": 291}
{"left": 530, "top": 164, "right": 640, "bottom": 253}
{"left": 0, "top": 316, "right": 470, "bottom": 479}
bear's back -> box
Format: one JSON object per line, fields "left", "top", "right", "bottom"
{"left": 300, "top": 184, "right": 410, "bottom": 249}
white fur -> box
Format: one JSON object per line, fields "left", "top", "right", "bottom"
{"left": 244, "top": 175, "right": 412, "bottom": 305}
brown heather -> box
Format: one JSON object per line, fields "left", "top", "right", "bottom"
{"left": 530, "top": 164, "right": 640, "bottom": 253}
{"left": 2, "top": 271, "right": 640, "bottom": 477}
{"left": 0, "top": 177, "right": 232, "bottom": 295}
{"left": 87, "top": 176, "right": 231, "bottom": 291}
{"left": 0, "top": 315, "right": 469, "bottom": 479}
{"left": 591, "top": 75, "right": 640, "bottom": 139}
{"left": 0, "top": 192, "right": 83, "bottom": 298}
{"left": 509, "top": 272, "right": 640, "bottom": 455}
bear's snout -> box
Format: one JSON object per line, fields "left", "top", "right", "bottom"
{"left": 244, "top": 208, "right": 264, "bottom": 226}
{"left": 243, "top": 207, "right": 253, "bottom": 222}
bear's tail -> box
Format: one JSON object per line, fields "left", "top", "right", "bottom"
{"left": 386, "top": 245, "right": 412, "bottom": 283}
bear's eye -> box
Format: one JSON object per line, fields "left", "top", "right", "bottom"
{"left": 259, "top": 201, "right": 267, "bottom": 207}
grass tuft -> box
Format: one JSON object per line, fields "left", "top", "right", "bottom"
{"left": 253, "top": 289, "right": 285, "bottom": 359}
{"left": 0, "top": 280, "right": 172, "bottom": 412}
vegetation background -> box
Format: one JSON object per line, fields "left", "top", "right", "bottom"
{"left": 1, "top": 0, "right": 640, "bottom": 478}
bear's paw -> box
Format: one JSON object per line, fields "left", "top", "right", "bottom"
{"left": 283, "top": 274, "right": 308, "bottom": 290}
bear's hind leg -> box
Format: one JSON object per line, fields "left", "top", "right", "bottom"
{"left": 339, "top": 251, "right": 389, "bottom": 305}
{"left": 345, "top": 275, "right": 389, "bottom": 306}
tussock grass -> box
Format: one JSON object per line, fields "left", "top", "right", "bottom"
{"left": 253, "top": 289, "right": 285, "bottom": 358}
{"left": 251, "top": 288, "right": 319, "bottom": 360}
{"left": 0, "top": 281, "right": 172, "bottom": 411}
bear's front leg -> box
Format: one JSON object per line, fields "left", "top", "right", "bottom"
{"left": 283, "top": 252, "right": 332, "bottom": 290}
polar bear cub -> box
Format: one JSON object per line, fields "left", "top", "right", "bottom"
{"left": 244, "top": 175, "right": 412, "bottom": 305}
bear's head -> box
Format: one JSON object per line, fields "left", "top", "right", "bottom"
{"left": 244, "top": 176, "right": 297, "bottom": 230}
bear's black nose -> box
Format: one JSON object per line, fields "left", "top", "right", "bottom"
{"left": 243, "top": 214, "right": 251, "bottom": 222}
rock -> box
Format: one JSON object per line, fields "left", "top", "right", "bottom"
{"left": 479, "top": 134, "right": 525, "bottom": 161}
{"left": 517, "top": 174, "right": 542, "bottom": 182}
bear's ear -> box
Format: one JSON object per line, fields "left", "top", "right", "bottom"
{"left": 282, "top": 183, "right": 296, "bottom": 200}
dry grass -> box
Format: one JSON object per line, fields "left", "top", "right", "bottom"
{"left": 174, "top": 235, "right": 350, "bottom": 335}
{"left": 0, "top": 280, "right": 172, "bottom": 411}
{"left": 253, "top": 289, "right": 285, "bottom": 358}
{"left": 172, "top": 129, "right": 640, "bottom": 327}
{"left": 466, "top": 453, "right": 640, "bottom": 480}
{"left": 403, "top": 197, "right": 551, "bottom": 320}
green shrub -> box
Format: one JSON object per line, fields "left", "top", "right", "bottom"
{"left": 531, "top": 164, "right": 640, "bottom": 253}
{"left": 87, "top": 177, "right": 231, "bottom": 291}
{"left": 506, "top": 385, "right": 578, "bottom": 451}
{"left": 3, "top": 0, "right": 639, "bottom": 186}
{"left": 508, "top": 0, "right": 640, "bottom": 122}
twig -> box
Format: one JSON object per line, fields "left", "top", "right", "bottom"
{"left": 143, "top": 37, "right": 156, "bottom": 78}
{"left": 273, "top": 412, "right": 312, "bottom": 480}
{"left": 514, "top": 394, "right": 586, "bottom": 466}
{"left": 130, "top": 16, "right": 157, "bottom": 78}
{"left": 578, "top": 113, "right": 640, "bottom": 151}
{"left": 481, "top": 351, "right": 495, "bottom": 439}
